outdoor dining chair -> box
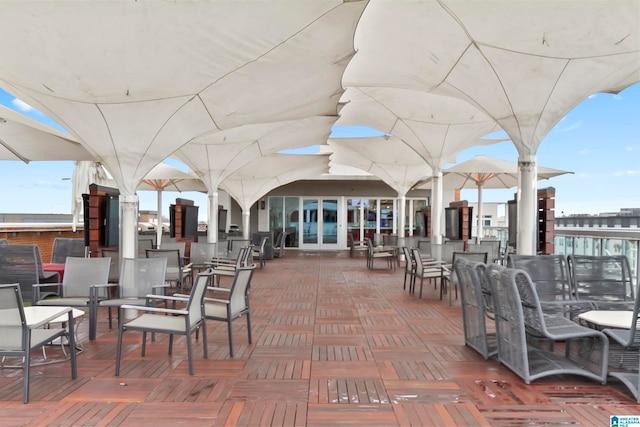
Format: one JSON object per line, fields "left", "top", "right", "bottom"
{"left": 568, "top": 254, "right": 635, "bottom": 310}
{"left": 454, "top": 257, "right": 496, "bottom": 360}
{"left": 507, "top": 254, "right": 593, "bottom": 319}
{"left": 251, "top": 236, "right": 268, "bottom": 269}
{"left": 203, "top": 265, "right": 256, "bottom": 357}
{"left": 485, "top": 264, "right": 608, "bottom": 385}
{"left": 410, "top": 247, "right": 446, "bottom": 298}
{"left": 50, "top": 237, "right": 86, "bottom": 263}
{"left": 0, "top": 283, "right": 77, "bottom": 403}
{"left": 146, "top": 248, "right": 189, "bottom": 290}
{"left": 33, "top": 256, "right": 111, "bottom": 341}
{"left": 115, "top": 268, "right": 213, "bottom": 376}
{"left": 441, "top": 251, "right": 487, "bottom": 306}
{"left": 92, "top": 257, "right": 168, "bottom": 340}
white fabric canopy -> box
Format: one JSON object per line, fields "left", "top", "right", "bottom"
{"left": 221, "top": 153, "right": 330, "bottom": 238}
{"left": 0, "top": 105, "right": 93, "bottom": 162}
{"left": 0, "top": 1, "right": 365, "bottom": 257}
{"left": 336, "top": 86, "right": 502, "bottom": 243}
{"left": 344, "top": 1, "right": 640, "bottom": 252}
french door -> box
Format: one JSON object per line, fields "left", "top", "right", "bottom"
{"left": 300, "top": 198, "right": 339, "bottom": 249}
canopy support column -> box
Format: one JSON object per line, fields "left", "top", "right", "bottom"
{"left": 120, "top": 194, "right": 139, "bottom": 260}
{"left": 517, "top": 155, "right": 538, "bottom": 255}
{"left": 242, "top": 210, "right": 250, "bottom": 239}
{"left": 431, "top": 169, "right": 443, "bottom": 244}
{"left": 207, "top": 191, "right": 218, "bottom": 244}
{"left": 476, "top": 182, "right": 484, "bottom": 243}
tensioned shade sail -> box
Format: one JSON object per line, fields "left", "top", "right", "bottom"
{"left": 221, "top": 154, "right": 330, "bottom": 212}
{"left": 0, "top": 1, "right": 367, "bottom": 195}
{"left": 328, "top": 136, "right": 432, "bottom": 196}
{"left": 0, "top": 105, "right": 93, "bottom": 162}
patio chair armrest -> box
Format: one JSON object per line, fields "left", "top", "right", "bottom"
{"left": 207, "top": 286, "right": 231, "bottom": 293}
{"left": 146, "top": 294, "right": 190, "bottom": 303}
{"left": 204, "top": 297, "right": 230, "bottom": 304}
{"left": 90, "top": 283, "right": 118, "bottom": 300}
{"left": 32, "top": 282, "right": 62, "bottom": 303}
{"left": 119, "top": 304, "right": 187, "bottom": 316}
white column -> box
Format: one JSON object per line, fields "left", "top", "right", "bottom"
{"left": 398, "top": 194, "right": 406, "bottom": 244}
{"left": 207, "top": 191, "right": 218, "bottom": 244}
{"left": 476, "top": 183, "right": 484, "bottom": 243}
{"left": 359, "top": 202, "right": 364, "bottom": 241}
{"left": 517, "top": 154, "right": 538, "bottom": 255}
{"left": 431, "top": 170, "right": 443, "bottom": 244}
{"left": 120, "top": 194, "right": 139, "bottom": 259}
{"left": 242, "top": 209, "right": 250, "bottom": 239}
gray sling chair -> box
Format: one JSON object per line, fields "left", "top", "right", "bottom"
{"left": 92, "top": 257, "right": 168, "bottom": 340}
{"left": 0, "top": 283, "right": 77, "bottom": 403}
{"left": 115, "top": 268, "right": 214, "bottom": 376}
{"left": 33, "top": 256, "right": 111, "bottom": 341}
{"left": 454, "top": 257, "right": 497, "bottom": 360}
{"left": 441, "top": 251, "right": 488, "bottom": 306}
{"left": 568, "top": 254, "right": 635, "bottom": 310}
{"left": 485, "top": 264, "right": 608, "bottom": 385}
{"left": 606, "top": 285, "right": 640, "bottom": 401}
{"left": 507, "top": 254, "right": 593, "bottom": 319}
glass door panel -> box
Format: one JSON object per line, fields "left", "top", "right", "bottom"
{"left": 322, "top": 199, "right": 338, "bottom": 244}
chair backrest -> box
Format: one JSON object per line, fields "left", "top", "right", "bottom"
{"left": 485, "top": 264, "right": 530, "bottom": 377}
{"left": 189, "top": 242, "right": 218, "bottom": 265}
{"left": 417, "top": 239, "right": 431, "bottom": 254}
{"left": 454, "top": 257, "right": 495, "bottom": 359}
{"left": 568, "top": 255, "right": 635, "bottom": 305}
{"left": 137, "top": 238, "right": 155, "bottom": 251}
{"left": 101, "top": 248, "right": 121, "bottom": 283}
{"left": 188, "top": 269, "right": 214, "bottom": 327}
{"left": 442, "top": 241, "right": 464, "bottom": 262}
{"left": 402, "top": 246, "right": 414, "bottom": 273}
{"left": 468, "top": 243, "right": 496, "bottom": 264}
{"left": 383, "top": 234, "right": 398, "bottom": 246}
{"left": 119, "top": 257, "right": 167, "bottom": 299}
{"left": 146, "top": 249, "right": 182, "bottom": 282}
{"left": 507, "top": 254, "right": 574, "bottom": 302}
{"left": 227, "top": 266, "right": 256, "bottom": 316}
{"left": 228, "top": 239, "right": 251, "bottom": 260}
{"left": 411, "top": 248, "right": 425, "bottom": 276}
{"left": 453, "top": 251, "right": 488, "bottom": 264}
{"left": 273, "top": 232, "right": 286, "bottom": 257}
{"left": 0, "top": 244, "right": 49, "bottom": 302}
{"left": 62, "top": 257, "right": 111, "bottom": 297}
{"left": 0, "top": 238, "right": 8, "bottom": 245}
{"left": 51, "top": 238, "right": 86, "bottom": 263}
{"left": 0, "top": 283, "right": 27, "bottom": 351}
{"left": 159, "top": 241, "right": 186, "bottom": 258}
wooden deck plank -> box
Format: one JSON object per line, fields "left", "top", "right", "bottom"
{"left": 1, "top": 250, "right": 639, "bottom": 425}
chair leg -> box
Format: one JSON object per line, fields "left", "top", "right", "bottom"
{"left": 23, "top": 345, "right": 31, "bottom": 404}
{"left": 419, "top": 277, "right": 424, "bottom": 298}
{"left": 115, "top": 320, "right": 124, "bottom": 376}
{"left": 185, "top": 333, "right": 194, "bottom": 375}
{"left": 246, "top": 312, "right": 252, "bottom": 345}
{"left": 227, "top": 319, "right": 235, "bottom": 358}
{"left": 201, "top": 322, "right": 208, "bottom": 360}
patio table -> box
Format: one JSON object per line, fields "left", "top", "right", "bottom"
{"left": 578, "top": 310, "right": 635, "bottom": 330}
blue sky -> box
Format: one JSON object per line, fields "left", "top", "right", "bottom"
{"left": 0, "top": 83, "right": 638, "bottom": 219}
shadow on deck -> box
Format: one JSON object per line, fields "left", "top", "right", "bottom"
{"left": 1, "top": 250, "right": 639, "bottom": 426}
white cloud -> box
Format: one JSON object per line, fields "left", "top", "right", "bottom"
{"left": 614, "top": 170, "right": 640, "bottom": 176}
{"left": 11, "top": 98, "right": 34, "bottom": 112}
{"left": 578, "top": 149, "right": 588, "bottom": 156}
{"left": 628, "top": 146, "right": 635, "bottom": 151}
{"left": 559, "top": 121, "right": 581, "bottom": 132}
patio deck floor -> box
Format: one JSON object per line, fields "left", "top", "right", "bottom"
{"left": 1, "top": 250, "right": 639, "bottom": 426}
